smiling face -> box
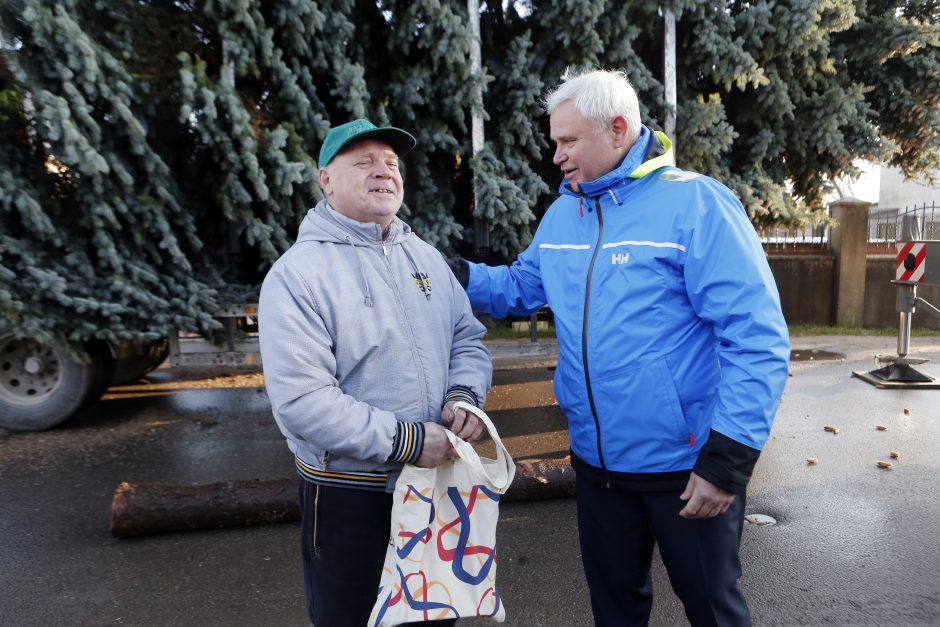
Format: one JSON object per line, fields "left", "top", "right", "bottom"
{"left": 549, "top": 99, "right": 630, "bottom": 193}
{"left": 319, "top": 139, "right": 404, "bottom": 229}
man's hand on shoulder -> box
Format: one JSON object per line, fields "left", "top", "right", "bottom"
{"left": 445, "top": 256, "right": 470, "bottom": 289}
{"left": 441, "top": 401, "right": 486, "bottom": 443}
{"left": 678, "top": 472, "right": 735, "bottom": 519}
{"left": 414, "top": 422, "right": 457, "bottom": 468}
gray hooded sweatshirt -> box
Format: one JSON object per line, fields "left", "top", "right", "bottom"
{"left": 259, "top": 200, "right": 492, "bottom": 491}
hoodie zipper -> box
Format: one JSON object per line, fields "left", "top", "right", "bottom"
{"left": 582, "top": 195, "right": 609, "bottom": 486}
{"left": 376, "top": 224, "right": 388, "bottom": 256}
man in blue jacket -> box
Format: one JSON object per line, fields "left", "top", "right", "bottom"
{"left": 452, "top": 69, "right": 789, "bottom": 626}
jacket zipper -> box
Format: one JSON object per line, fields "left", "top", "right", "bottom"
{"left": 582, "top": 195, "right": 609, "bottom": 485}
{"left": 378, "top": 225, "right": 431, "bottom": 420}
{"left": 378, "top": 224, "right": 389, "bottom": 256}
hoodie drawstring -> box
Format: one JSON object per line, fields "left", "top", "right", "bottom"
{"left": 346, "top": 235, "right": 374, "bottom": 308}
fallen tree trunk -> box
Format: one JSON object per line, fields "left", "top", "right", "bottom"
{"left": 110, "top": 478, "right": 300, "bottom": 538}
{"left": 110, "top": 457, "right": 575, "bottom": 538}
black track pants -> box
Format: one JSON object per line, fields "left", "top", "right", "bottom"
{"left": 575, "top": 473, "right": 751, "bottom": 627}
{"left": 299, "top": 479, "right": 458, "bottom": 627}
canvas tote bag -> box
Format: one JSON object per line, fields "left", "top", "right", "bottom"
{"left": 368, "top": 402, "right": 515, "bottom": 626}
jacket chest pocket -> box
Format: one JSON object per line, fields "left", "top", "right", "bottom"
{"left": 599, "top": 243, "right": 683, "bottom": 284}
{"left": 540, "top": 249, "right": 594, "bottom": 326}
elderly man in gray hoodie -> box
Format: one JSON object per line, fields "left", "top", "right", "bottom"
{"left": 259, "top": 119, "right": 492, "bottom": 627}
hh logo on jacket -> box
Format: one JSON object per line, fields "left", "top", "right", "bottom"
{"left": 611, "top": 253, "right": 630, "bottom": 265}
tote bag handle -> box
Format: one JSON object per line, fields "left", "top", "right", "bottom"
{"left": 443, "top": 401, "right": 515, "bottom": 493}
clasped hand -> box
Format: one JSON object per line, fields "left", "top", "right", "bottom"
{"left": 414, "top": 402, "right": 486, "bottom": 468}
{"left": 439, "top": 400, "right": 486, "bottom": 443}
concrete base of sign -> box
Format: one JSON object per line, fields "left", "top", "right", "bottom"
{"left": 853, "top": 358, "right": 940, "bottom": 388}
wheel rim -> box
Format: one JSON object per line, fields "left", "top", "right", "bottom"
{"left": 0, "top": 334, "right": 64, "bottom": 406}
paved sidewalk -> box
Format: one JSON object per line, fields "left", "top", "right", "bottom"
{"left": 1, "top": 335, "right": 938, "bottom": 626}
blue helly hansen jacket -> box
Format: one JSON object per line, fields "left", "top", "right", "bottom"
{"left": 466, "top": 126, "right": 790, "bottom": 493}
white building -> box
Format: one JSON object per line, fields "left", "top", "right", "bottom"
{"left": 877, "top": 167, "right": 940, "bottom": 210}
{"left": 871, "top": 166, "right": 940, "bottom": 240}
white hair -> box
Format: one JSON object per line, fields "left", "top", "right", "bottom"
{"left": 544, "top": 68, "right": 642, "bottom": 144}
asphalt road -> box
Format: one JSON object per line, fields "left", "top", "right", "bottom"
{"left": 1, "top": 336, "right": 939, "bottom": 626}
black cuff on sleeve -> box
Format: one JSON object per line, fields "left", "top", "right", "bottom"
{"left": 445, "top": 257, "right": 470, "bottom": 289}
{"left": 445, "top": 385, "right": 479, "bottom": 408}
{"left": 388, "top": 421, "right": 426, "bottom": 464}
{"left": 692, "top": 429, "right": 761, "bottom": 495}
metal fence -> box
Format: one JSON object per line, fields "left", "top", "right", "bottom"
{"left": 759, "top": 202, "right": 940, "bottom": 255}
{"left": 760, "top": 222, "right": 830, "bottom": 254}
{"left": 868, "top": 202, "right": 940, "bottom": 254}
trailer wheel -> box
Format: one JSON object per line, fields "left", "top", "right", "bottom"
{"left": 0, "top": 329, "right": 105, "bottom": 431}
{"left": 78, "top": 340, "right": 114, "bottom": 412}
{"left": 108, "top": 339, "right": 168, "bottom": 387}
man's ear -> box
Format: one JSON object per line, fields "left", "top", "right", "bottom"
{"left": 610, "top": 115, "right": 630, "bottom": 148}
{"left": 318, "top": 167, "right": 331, "bottom": 196}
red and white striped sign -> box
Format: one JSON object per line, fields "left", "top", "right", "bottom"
{"left": 896, "top": 242, "right": 926, "bottom": 282}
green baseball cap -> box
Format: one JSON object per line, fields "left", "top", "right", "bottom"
{"left": 318, "top": 119, "right": 416, "bottom": 168}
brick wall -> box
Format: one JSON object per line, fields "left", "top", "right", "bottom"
{"left": 767, "top": 254, "right": 940, "bottom": 329}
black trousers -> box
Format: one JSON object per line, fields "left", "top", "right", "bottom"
{"left": 575, "top": 473, "right": 751, "bottom": 627}
{"left": 299, "top": 479, "right": 458, "bottom": 627}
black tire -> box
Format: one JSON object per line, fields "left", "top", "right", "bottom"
{"left": 0, "top": 328, "right": 105, "bottom": 431}
{"left": 78, "top": 340, "right": 115, "bottom": 412}
{"left": 107, "top": 339, "right": 168, "bottom": 386}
